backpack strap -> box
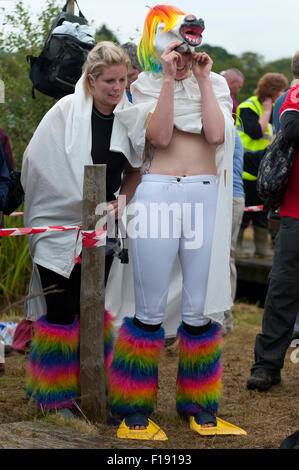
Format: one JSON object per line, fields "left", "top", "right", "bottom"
{"left": 74, "top": 0, "right": 85, "bottom": 18}
{"left": 62, "top": 0, "right": 86, "bottom": 19}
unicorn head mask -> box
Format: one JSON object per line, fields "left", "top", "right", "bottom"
{"left": 138, "top": 5, "right": 205, "bottom": 73}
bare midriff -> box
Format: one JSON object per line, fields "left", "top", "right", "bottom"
{"left": 142, "top": 127, "right": 217, "bottom": 176}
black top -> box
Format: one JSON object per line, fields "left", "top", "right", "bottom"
{"left": 91, "top": 106, "right": 128, "bottom": 201}
{"left": 239, "top": 108, "right": 263, "bottom": 140}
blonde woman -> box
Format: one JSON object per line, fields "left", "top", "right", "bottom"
{"left": 23, "top": 42, "right": 141, "bottom": 418}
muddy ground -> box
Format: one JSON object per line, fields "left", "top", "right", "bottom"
{"left": 0, "top": 302, "right": 298, "bottom": 450}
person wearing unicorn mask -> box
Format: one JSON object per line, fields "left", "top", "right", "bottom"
{"left": 108, "top": 5, "right": 244, "bottom": 440}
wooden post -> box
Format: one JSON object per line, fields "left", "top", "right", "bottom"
{"left": 66, "top": 0, "right": 75, "bottom": 14}
{"left": 80, "top": 164, "right": 107, "bottom": 423}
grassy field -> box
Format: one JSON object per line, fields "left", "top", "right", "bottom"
{"left": 0, "top": 215, "right": 31, "bottom": 307}
{"left": 0, "top": 302, "right": 298, "bottom": 450}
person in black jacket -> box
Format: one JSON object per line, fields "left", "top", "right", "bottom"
{"left": 247, "top": 72, "right": 299, "bottom": 391}
{"left": 0, "top": 127, "right": 15, "bottom": 227}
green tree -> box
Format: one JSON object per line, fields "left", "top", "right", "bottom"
{"left": 0, "top": 0, "right": 63, "bottom": 167}
{"left": 262, "top": 58, "right": 293, "bottom": 83}
{"left": 199, "top": 45, "right": 291, "bottom": 104}
{"left": 235, "top": 51, "right": 265, "bottom": 102}
{"left": 95, "top": 24, "right": 119, "bottom": 44}
{"left": 200, "top": 43, "right": 238, "bottom": 72}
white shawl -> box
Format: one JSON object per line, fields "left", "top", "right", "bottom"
{"left": 22, "top": 76, "right": 140, "bottom": 320}
{"left": 106, "top": 71, "right": 235, "bottom": 330}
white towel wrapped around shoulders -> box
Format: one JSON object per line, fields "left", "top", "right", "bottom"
{"left": 22, "top": 76, "right": 140, "bottom": 321}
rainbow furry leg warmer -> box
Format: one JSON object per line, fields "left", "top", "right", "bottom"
{"left": 108, "top": 317, "right": 164, "bottom": 418}
{"left": 176, "top": 322, "right": 223, "bottom": 418}
{"left": 26, "top": 315, "right": 80, "bottom": 410}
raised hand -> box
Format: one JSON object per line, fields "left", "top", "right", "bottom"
{"left": 262, "top": 97, "right": 273, "bottom": 113}
{"left": 191, "top": 52, "right": 213, "bottom": 82}
{"left": 161, "top": 41, "right": 184, "bottom": 79}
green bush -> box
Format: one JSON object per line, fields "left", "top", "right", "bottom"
{"left": 0, "top": 215, "right": 31, "bottom": 306}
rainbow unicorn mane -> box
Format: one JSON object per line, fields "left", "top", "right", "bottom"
{"left": 138, "top": 5, "right": 187, "bottom": 73}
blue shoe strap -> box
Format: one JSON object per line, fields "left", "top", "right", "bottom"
{"left": 194, "top": 411, "right": 217, "bottom": 426}
{"left": 124, "top": 413, "right": 149, "bottom": 427}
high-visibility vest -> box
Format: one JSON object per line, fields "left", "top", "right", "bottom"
{"left": 236, "top": 96, "right": 272, "bottom": 151}
{"left": 236, "top": 96, "right": 272, "bottom": 180}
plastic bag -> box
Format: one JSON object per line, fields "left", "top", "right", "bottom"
{"left": 0, "top": 322, "right": 18, "bottom": 346}
{"left": 52, "top": 20, "right": 95, "bottom": 45}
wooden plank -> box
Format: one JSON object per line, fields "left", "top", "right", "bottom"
{"left": 80, "top": 165, "right": 107, "bottom": 423}
{"left": 235, "top": 240, "right": 272, "bottom": 285}
{"left": 0, "top": 421, "right": 150, "bottom": 449}
{"left": 236, "top": 257, "right": 271, "bottom": 284}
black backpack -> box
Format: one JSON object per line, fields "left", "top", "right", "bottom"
{"left": 27, "top": 1, "right": 95, "bottom": 100}
{"left": 257, "top": 129, "right": 296, "bottom": 210}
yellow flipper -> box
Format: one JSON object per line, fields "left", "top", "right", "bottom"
{"left": 190, "top": 416, "right": 247, "bottom": 436}
{"left": 117, "top": 418, "right": 168, "bottom": 441}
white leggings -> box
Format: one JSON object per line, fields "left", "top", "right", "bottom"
{"left": 129, "top": 174, "right": 218, "bottom": 327}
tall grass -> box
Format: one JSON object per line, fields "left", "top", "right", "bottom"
{"left": 0, "top": 215, "right": 32, "bottom": 308}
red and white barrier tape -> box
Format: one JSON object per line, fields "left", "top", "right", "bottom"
{"left": 9, "top": 206, "right": 264, "bottom": 217}
{"left": 0, "top": 225, "right": 106, "bottom": 248}
{"left": 81, "top": 229, "right": 106, "bottom": 248}
{"left": 244, "top": 205, "right": 263, "bottom": 212}
{"left": 0, "top": 225, "right": 80, "bottom": 237}
{"left": 2, "top": 205, "right": 263, "bottom": 243}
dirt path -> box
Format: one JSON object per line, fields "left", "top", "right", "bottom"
{"left": 0, "top": 303, "right": 298, "bottom": 449}
{"left": 0, "top": 421, "right": 151, "bottom": 449}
